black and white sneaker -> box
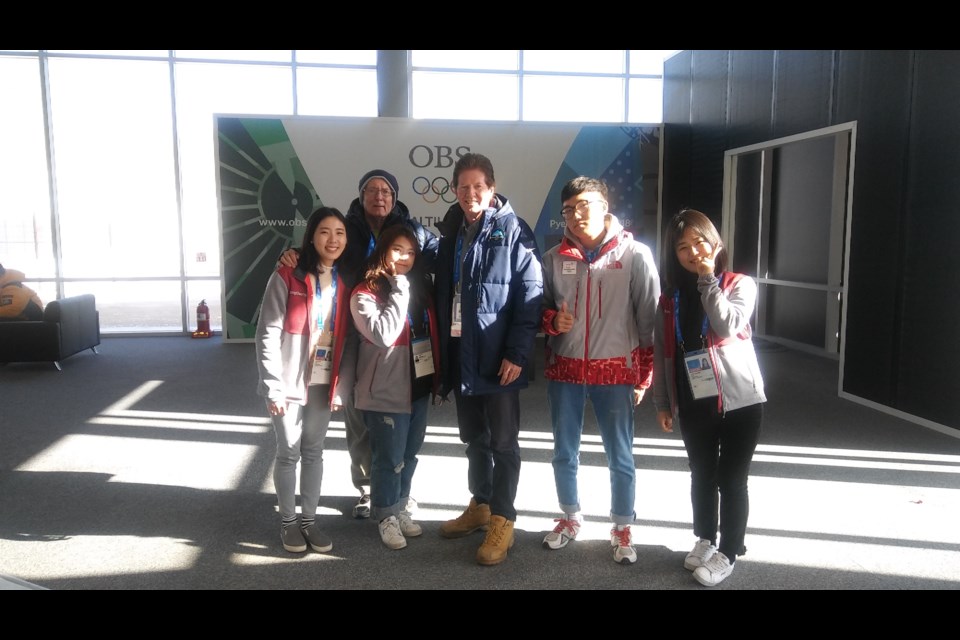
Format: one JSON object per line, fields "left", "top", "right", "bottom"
{"left": 352, "top": 493, "right": 371, "bottom": 519}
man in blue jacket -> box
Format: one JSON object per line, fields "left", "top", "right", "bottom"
{"left": 434, "top": 153, "right": 543, "bottom": 566}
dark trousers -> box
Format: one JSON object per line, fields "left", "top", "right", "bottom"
{"left": 679, "top": 402, "right": 763, "bottom": 562}
{"left": 450, "top": 344, "right": 522, "bottom": 521}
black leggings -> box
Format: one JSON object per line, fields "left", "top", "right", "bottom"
{"left": 678, "top": 402, "right": 763, "bottom": 562}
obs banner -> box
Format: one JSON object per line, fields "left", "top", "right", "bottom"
{"left": 216, "top": 115, "right": 660, "bottom": 342}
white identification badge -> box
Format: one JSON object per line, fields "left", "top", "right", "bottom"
{"left": 562, "top": 260, "right": 577, "bottom": 275}
{"left": 683, "top": 349, "right": 719, "bottom": 399}
{"left": 451, "top": 293, "right": 463, "bottom": 337}
{"left": 310, "top": 346, "right": 332, "bottom": 385}
{"left": 412, "top": 337, "right": 435, "bottom": 378}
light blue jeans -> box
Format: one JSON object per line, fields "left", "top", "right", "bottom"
{"left": 364, "top": 395, "right": 430, "bottom": 521}
{"left": 270, "top": 385, "right": 331, "bottom": 520}
{"left": 548, "top": 381, "right": 637, "bottom": 525}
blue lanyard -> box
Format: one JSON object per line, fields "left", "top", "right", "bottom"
{"left": 316, "top": 266, "right": 338, "bottom": 333}
{"left": 673, "top": 289, "right": 708, "bottom": 353}
{"left": 452, "top": 232, "right": 464, "bottom": 286}
{"left": 407, "top": 309, "right": 430, "bottom": 336}
{"left": 366, "top": 234, "right": 375, "bottom": 259}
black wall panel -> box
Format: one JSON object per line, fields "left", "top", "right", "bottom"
{"left": 688, "top": 51, "right": 729, "bottom": 217}
{"left": 769, "top": 137, "right": 835, "bottom": 283}
{"left": 663, "top": 50, "right": 692, "bottom": 125}
{"left": 897, "top": 50, "right": 960, "bottom": 425}
{"left": 772, "top": 50, "right": 836, "bottom": 140}
{"left": 662, "top": 48, "right": 960, "bottom": 431}
{"left": 728, "top": 50, "right": 775, "bottom": 150}
{"left": 662, "top": 51, "right": 693, "bottom": 245}
{"left": 732, "top": 150, "right": 762, "bottom": 275}
{"left": 835, "top": 50, "right": 911, "bottom": 406}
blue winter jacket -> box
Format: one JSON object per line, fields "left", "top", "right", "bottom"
{"left": 435, "top": 195, "right": 543, "bottom": 397}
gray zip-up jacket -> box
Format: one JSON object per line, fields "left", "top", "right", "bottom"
{"left": 653, "top": 272, "right": 766, "bottom": 418}
{"left": 350, "top": 274, "right": 439, "bottom": 413}
{"left": 541, "top": 214, "right": 660, "bottom": 387}
{"left": 255, "top": 265, "right": 353, "bottom": 408}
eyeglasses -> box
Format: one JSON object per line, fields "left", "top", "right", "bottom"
{"left": 364, "top": 188, "right": 394, "bottom": 198}
{"left": 561, "top": 199, "right": 605, "bottom": 218}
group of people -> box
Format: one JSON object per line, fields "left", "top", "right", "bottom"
{"left": 254, "top": 153, "right": 767, "bottom": 587}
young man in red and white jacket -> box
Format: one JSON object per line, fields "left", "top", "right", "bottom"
{"left": 540, "top": 176, "right": 661, "bottom": 565}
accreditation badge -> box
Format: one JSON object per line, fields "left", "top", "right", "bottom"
{"left": 310, "top": 346, "right": 333, "bottom": 385}
{"left": 450, "top": 293, "right": 463, "bottom": 337}
{"left": 683, "top": 349, "right": 719, "bottom": 399}
{"left": 412, "top": 337, "right": 435, "bottom": 378}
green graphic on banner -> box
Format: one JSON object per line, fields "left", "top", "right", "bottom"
{"left": 217, "top": 117, "right": 320, "bottom": 340}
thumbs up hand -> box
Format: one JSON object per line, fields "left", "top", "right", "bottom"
{"left": 554, "top": 301, "right": 574, "bottom": 334}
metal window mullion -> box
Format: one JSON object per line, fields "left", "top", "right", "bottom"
{"left": 38, "top": 51, "right": 63, "bottom": 300}
{"left": 755, "top": 147, "right": 774, "bottom": 336}
{"left": 168, "top": 52, "right": 190, "bottom": 334}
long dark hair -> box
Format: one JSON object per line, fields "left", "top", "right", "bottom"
{"left": 297, "top": 206, "right": 347, "bottom": 274}
{"left": 662, "top": 208, "right": 727, "bottom": 291}
{"left": 362, "top": 224, "right": 421, "bottom": 297}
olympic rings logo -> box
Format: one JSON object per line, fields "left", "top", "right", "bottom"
{"left": 412, "top": 176, "right": 458, "bottom": 204}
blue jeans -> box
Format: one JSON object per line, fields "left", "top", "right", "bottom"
{"left": 364, "top": 395, "right": 430, "bottom": 521}
{"left": 548, "top": 381, "right": 636, "bottom": 525}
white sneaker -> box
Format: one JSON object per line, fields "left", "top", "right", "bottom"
{"left": 684, "top": 538, "right": 717, "bottom": 571}
{"left": 398, "top": 512, "right": 423, "bottom": 537}
{"left": 542, "top": 515, "right": 582, "bottom": 550}
{"left": 693, "top": 551, "right": 735, "bottom": 586}
{"left": 378, "top": 516, "right": 407, "bottom": 550}
{"left": 611, "top": 525, "right": 637, "bottom": 564}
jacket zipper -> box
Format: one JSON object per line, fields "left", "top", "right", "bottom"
{"left": 598, "top": 280, "right": 602, "bottom": 319}
{"left": 583, "top": 265, "right": 591, "bottom": 375}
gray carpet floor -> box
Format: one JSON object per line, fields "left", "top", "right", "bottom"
{"left": 2, "top": 336, "right": 959, "bottom": 590}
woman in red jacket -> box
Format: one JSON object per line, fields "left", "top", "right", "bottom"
{"left": 255, "top": 207, "right": 352, "bottom": 556}
{"left": 653, "top": 208, "right": 766, "bottom": 587}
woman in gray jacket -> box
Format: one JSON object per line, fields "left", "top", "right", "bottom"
{"left": 350, "top": 225, "right": 439, "bottom": 550}
{"left": 653, "top": 208, "right": 766, "bottom": 587}
{"left": 256, "top": 207, "right": 353, "bottom": 556}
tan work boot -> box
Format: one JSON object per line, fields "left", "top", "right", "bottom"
{"left": 476, "top": 515, "right": 515, "bottom": 565}
{"left": 439, "top": 498, "right": 491, "bottom": 539}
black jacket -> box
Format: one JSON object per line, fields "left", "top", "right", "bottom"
{"left": 340, "top": 198, "right": 439, "bottom": 288}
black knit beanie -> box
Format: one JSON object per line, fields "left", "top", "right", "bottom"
{"left": 358, "top": 169, "right": 399, "bottom": 200}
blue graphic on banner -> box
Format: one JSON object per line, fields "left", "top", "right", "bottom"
{"left": 534, "top": 126, "right": 659, "bottom": 255}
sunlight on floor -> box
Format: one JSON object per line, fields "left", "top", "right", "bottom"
{"left": 7, "top": 379, "right": 959, "bottom": 584}
{"left": 6, "top": 535, "right": 203, "bottom": 578}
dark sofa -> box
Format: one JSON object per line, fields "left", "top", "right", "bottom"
{"left": 0, "top": 294, "right": 100, "bottom": 370}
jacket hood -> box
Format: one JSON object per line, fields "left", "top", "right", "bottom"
{"left": 561, "top": 213, "right": 625, "bottom": 254}
{"left": 346, "top": 197, "right": 412, "bottom": 231}
{"left": 437, "top": 194, "right": 512, "bottom": 236}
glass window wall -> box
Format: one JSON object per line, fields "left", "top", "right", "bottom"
{"left": 0, "top": 49, "right": 677, "bottom": 334}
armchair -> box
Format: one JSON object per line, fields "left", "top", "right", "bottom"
{"left": 0, "top": 294, "right": 100, "bottom": 370}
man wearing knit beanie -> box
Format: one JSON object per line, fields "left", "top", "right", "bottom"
{"left": 357, "top": 169, "right": 400, "bottom": 231}
{"left": 279, "top": 168, "right": 438, "bottom": 519}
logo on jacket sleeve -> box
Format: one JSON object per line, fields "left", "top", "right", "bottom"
{"left": 489, "top": 228, "right": 505, "bottom": 244}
